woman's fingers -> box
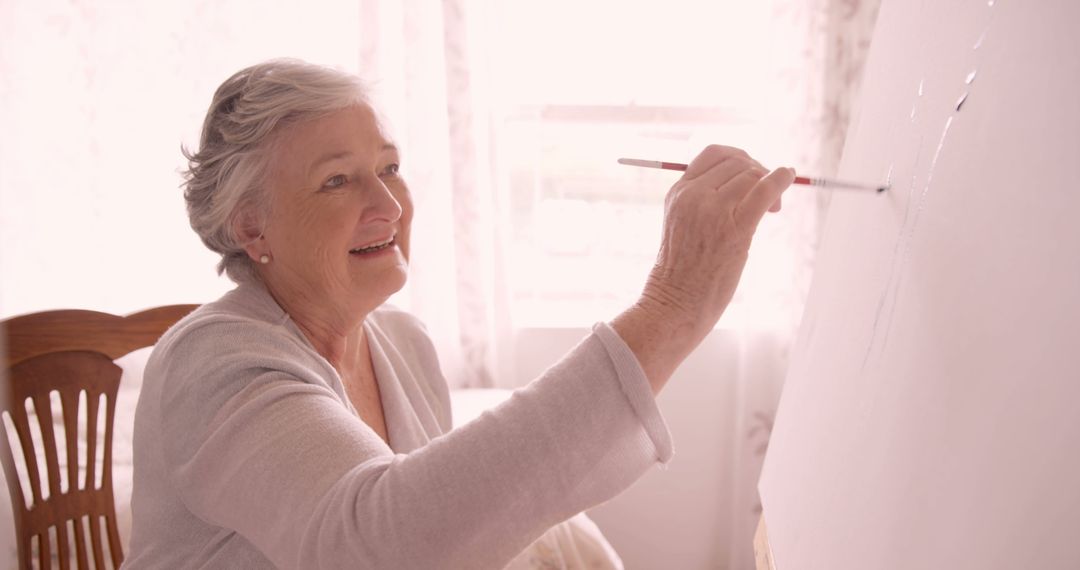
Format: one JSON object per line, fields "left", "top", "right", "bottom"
{"left": 697, "top": 159, "right": 768, "bottom": 198}
{"left": 681, "top": 145, "right": 792, "bottom": 224}
{"left": 683, "top": 145, "right": 751, "bottom": 178}
{"left": 736, "top": 167, "right": 795, "bottom": 226}
{"left": 682, "top": 145, "right": 771, "bottom": 206}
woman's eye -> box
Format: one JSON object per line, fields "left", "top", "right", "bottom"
{"left": 383, "top": 163, "right": 400, "bottom": 176}
{"left": 323, "top": 174, "right": 348, "bottom": 189}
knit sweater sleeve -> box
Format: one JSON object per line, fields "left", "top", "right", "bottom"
{"left": 157, "top": 317, "right": 672, "bottom": 569}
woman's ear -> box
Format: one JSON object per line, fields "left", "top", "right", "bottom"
{"left": 232, "top": 206, "right": 267, "bottom": 261}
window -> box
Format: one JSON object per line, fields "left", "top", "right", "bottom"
{"left": 482, "top": 0, "right": 812, "bottom": 328}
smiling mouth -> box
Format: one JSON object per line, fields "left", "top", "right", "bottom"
{"left": 349, "top": 236, "right": 396, "bottom": 255}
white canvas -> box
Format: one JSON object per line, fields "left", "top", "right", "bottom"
{"left": 758, "top": 0, "right": 1080, "bottom": 568}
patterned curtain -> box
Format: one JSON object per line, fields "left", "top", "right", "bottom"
{"left": 727, "top": 0, "right": 883, "bottom": 568}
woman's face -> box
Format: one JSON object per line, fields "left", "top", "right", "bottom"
{"left": 256, "top": 103, "right": 412, "bottom": 314}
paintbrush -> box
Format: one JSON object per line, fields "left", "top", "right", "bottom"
{"left": 617, "top": 158, "right": 889, "bottom": 193}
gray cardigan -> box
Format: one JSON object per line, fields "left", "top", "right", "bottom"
{"left": 123, "top": 280, "right": 672, "bottom": 569}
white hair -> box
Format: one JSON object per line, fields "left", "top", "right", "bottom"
{"left": 182, "top": 58, "right": 370, "bottom": 283}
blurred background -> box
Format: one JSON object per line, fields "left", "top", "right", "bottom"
{"left": 0, "top": 0, "right": 880, "bottom": 567}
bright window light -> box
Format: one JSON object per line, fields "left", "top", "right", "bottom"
{"left": 482, "top": 0, "right": 811, "bottom": 328}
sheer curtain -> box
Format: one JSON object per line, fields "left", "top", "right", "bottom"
{"left": 726, "top": 1, "right": 883, "bottom": 567}
{"left": 355, "top": 0, "right": 509, "bottom": 389}
{"left": 0, "top": 0, "right": 367, "bottom": 318}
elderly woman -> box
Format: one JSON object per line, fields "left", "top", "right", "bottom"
{"left": 125, "top": 59, "right": 793, "bottom": 569}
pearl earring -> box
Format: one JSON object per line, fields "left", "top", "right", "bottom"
{"left": 259, "top": 254, "right": 270, "bottom": 264}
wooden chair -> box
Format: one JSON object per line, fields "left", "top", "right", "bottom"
{"left": 1, "top": 305, "right": 198, "bottom": 569}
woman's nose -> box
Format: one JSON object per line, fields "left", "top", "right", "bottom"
{"left": 360, "top": 175, "right": 403, "bottom": 223}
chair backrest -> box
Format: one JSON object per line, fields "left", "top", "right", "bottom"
{"left": 1, "top": 305, "right": 198, "bottom": 570}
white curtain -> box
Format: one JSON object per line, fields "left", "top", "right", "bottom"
{"left": 725, "top": 1, "right": 883, "bottom": 568}
{"left": 355, "top": 0, "right": 509, "bottom": 389}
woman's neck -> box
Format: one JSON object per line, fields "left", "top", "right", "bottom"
{"left": 292, "top": 317, "right": 364, "bottom": 373}
{"left": 258, "top": 278, "right": 373, "bottom": 374}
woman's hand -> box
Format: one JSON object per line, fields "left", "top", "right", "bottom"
{"left": 612, "top": 145, "right": 795, "bottom": 394}
{"left": 646, "top": 145, "right": 793, "bottom": 335}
